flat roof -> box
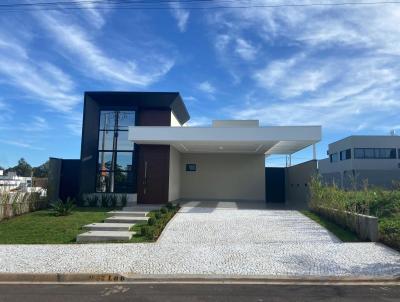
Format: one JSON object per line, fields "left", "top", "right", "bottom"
{"left": 129, "top": 125, "right": 321, "bottom": 155}
{"left": 84, "top": 91, "right": 190, "bottom": 125}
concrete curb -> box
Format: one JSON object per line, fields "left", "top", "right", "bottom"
{"left": 0, "top": 273, "right": 398, "bottom": 284}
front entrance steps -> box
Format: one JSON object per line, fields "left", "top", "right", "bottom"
{"left": 107, "top": 211, "right": 148, "bottom": 217}
{"left": 76, "top": 206, "right": 156, "bottom": 243}
{"left": 76, "top": 231, "right": 135, "bottom": 243}
{"left": 104, "top": 216, "right": 149, "bottom": 224}
{"left": 83, "top": 223, "right": 135, "bottom": 232}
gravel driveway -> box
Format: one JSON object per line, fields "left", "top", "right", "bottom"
{"left": 0, "top": 204, "right": 399, "bottom": 278}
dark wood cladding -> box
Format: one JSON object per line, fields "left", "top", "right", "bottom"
{"left": 137, "top": 145, "right": 170, "bottom": 204}
{"left": 137, "top": 109, "right": 171, "bottom": 126}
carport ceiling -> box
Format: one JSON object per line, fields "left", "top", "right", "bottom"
{"left": 129, "top": 126, "right": 321, "bottom": 155}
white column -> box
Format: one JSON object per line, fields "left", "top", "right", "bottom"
{"left": 312, "top": 143, "right": 316, "bottom": 160}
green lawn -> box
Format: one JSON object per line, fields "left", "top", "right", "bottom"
{"left": 0, "top": 208, "right": 109, "bottom": 244}
{"left": 301, "top": 210, "right": 360, "bottom": 242}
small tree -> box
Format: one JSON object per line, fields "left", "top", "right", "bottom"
{"left": 8, "top": 158, "right": 32, "bottom": 177}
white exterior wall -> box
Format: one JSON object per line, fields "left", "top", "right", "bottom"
{"left": 319, "top": 136, "right": 400, "bottom": 188}
{"left": 168, "top": 146, "right": 181, "bottom": 201}
{"left": 180, "top": 153, "right": 265, "bottom": 201}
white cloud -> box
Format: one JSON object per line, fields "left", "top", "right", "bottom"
{"left": 0, "top": 139, "right": 44, "bottom": 151}
{"left": 235, "top": 38, "right": 257, "bottom": 60}
{"left": 0, "top": 34, "right": 80, "bottom": 112}
{"left": 20, "top": 116, "right": 49, "bottom": 132}
{"left": 206, "top": 3, "right": 400, "bottom": 133}
{"left": 253, "top": 53, "right": 334, "bottom": 98}
{"left": 36, "top": 11, "right": 175, "bottom": 87}
{"left": 169, "top": 3, "right": 190, "bottom": 32}
{"left": 197, "top": 81, "right": 216, "bottom": 94}
{"left": 73, "top": 0, "right": 106, "bottom": 29}
{"left": 184, "top": 96, "right": 198, "bottom": 102}
{"left": 230, "top": 55, "right": 400, "bottom": 131}
{"left": 65, "top": 113, "right": 83, "bottom": 136}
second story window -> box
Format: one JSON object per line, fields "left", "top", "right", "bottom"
{"left": 330, "top": 153, "right": 338, "bottom": 163}
{"left": 340, "top": 149, "right": 351, "bottom": 160}
{"left": 354, "top": 148, "right": 396, "bottom": 159}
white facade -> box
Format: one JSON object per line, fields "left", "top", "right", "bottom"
{"left": 130, "top": 120, "right": 321, "bottom": 202}
{"left": 0, "top": 172, "right": 32, "bottom": 192}
{"left": 129, "top": 124, "right": 321, "bottom": 155}
{"left": 319, "top": 135, "right": 400, "bottom": 188}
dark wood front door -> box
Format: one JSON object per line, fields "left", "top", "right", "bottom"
{"left": 137, "top": 145, "right": 170, "bottom": 204}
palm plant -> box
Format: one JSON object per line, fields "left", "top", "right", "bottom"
{"left": 51, "top": 198, "right": 75, "bottom": 216}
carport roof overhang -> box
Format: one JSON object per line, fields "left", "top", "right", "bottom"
{"left": 129, "top": 126, "right": 321, "bottom": 155}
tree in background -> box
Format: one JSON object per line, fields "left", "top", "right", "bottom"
{"left": 3, "top": 159, "right": 49, "bottom": 177}
{"left": 32, "top": 160, "right": 49, "bottom": 178}
{"left": 7, "top": 158, "right": 33, "bottom": 177}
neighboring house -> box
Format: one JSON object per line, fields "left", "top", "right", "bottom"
{"left": 0, "top": 171, "right": 32, "bottom": 192}
{"left": 49, "top": 92, "right": 321, "bottom": 208}
{"left": 318, "top": 135, "right": 400, "bottom": 189}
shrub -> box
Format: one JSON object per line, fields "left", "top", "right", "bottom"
{"left": 148, "top": 217, "right": 156, "bottom": 226}
{"left": 140, "top": 225, "right": 154, "bottom": 239}
{"left": 110, "top": 195, "right": 118, "bottom": 208}
{"left": 50, "top": 198, "right": 75, "bottom": 216}
{"left": 101, "top": 194, "right": 111, "bottom": 208}
{"left": 87, "top": 195, "right": 99, "bottom": 207}
{"left": 120, "top": 194, "right": 128, "bottom": 207}
{"left": 160, "top": 207, "right": 167, "bottom": 214}
{"left": 154, "top": 211, "right": 162, "bottom": 219}
{"left": 379, "top": 218, "right": 400, "bottom": 251}
{"left": 166, "top": 202, "right": 174, "bottom": 210}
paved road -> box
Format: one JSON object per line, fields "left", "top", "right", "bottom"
{"left": 0, "top": 283, "right": 399, "bottom": 301}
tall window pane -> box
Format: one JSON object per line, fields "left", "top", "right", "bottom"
{"left": 96, "top": 110, "right": 135, "bottom": 193}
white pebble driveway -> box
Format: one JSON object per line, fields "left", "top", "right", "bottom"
{"left": 0, "top": 205, "right": 399, "bottom": 278}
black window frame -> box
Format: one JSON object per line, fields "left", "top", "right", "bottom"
{"left": 96, "top": 110, "right": 136, "bottom": 193}
{"left": 330, "top": 153, "right": 338, "bottom": 163}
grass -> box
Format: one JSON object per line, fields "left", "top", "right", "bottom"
{"left": 301, "top": 210, "right": 360, "bottom": 242}
{"left": 0, "top": 207, "right": 109, "bottom": 244}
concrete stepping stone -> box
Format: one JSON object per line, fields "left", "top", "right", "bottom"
{"left": 107, "top": 211, "right": 148, "bottom": 217}
{"left": 76, "top": 231, "right": 135, "bottom": 243}
{"left": 104, "top": 216, "right": 149, "bottom": 224}
{"left": 83, "top": 223, "right": 135, "bottom": 232}
{"left": 122, "top": 205, "right": 163, "bottom": 212}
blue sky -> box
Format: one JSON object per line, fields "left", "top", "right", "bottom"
{"left": 1, "top": 1, "right": 400, "bottom": 168}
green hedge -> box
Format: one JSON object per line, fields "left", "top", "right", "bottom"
{"left": 309, "top": 175, "right": 400, "bottom": 251}
{"left": 140, "top": 203, "right": 180, "bottom": 241}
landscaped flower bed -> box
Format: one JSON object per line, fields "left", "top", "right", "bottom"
{"left": 131, "top": 202, "right": 180, "bottom": 242}
{"left": 309, "top": 175, "right": 400, "bottom": 251}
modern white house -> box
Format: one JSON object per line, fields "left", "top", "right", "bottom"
{"left": 318, "top": 135, "right": 400, "bottom": 188}
{"left": 49, "top": 92, "right": 322, "bottom": 208}
{"left": 129, "top": 119, "right": 321, "bottom": 203}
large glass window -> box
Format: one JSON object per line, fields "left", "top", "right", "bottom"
{"left": 354, "top": 148, "right": 397, "bottom": 159}
{"left": 96, "top": 111, "right": 135, "bottom": 193}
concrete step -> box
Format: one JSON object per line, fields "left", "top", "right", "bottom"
{"left": 123, "top": 205, "right": 163, "bottom": 212}
{"left": 76, "top": 231, "right": 135, "bottom": 243}
{"left": 107, "top": 211, "right": 148, "bottom": 217}
{"left": 104, "top": 216, "right": 149, "bottom": 224}
{"left": 83, "top": 223, "right": 135, "bottom": 232}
